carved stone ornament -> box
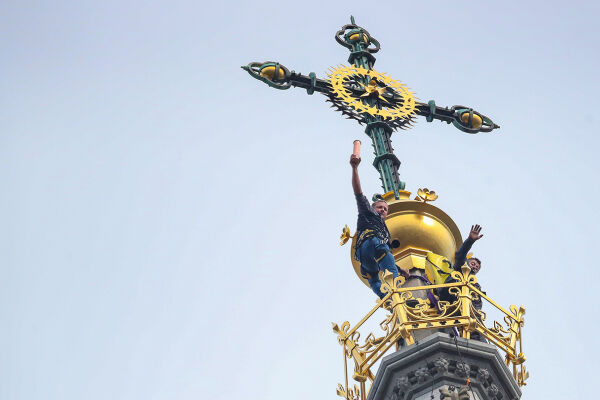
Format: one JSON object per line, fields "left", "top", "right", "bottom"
{"left": 415, "top": 367, "right": 431, "bottom": 383}
{"left": 477, "top": 367, "right": 491, "bottom": 383}
{"left": 439, "top": 386, "right": 470, "bottom": 400}
{"left": 366, "top": 334, "right": 521, "bottom": 400}
{"left": 487, "top": 384, "right": 500, "bottom": 397}
{"left": 395, "top": 376, "right": 410, "bottom": 392}
{"left": 454, "top": 362, "right": 471, "bottom": 378}
{"left": 434, "top": 357, "right": 450, "bottom": 373}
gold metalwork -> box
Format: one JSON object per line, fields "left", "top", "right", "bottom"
{"left": 416, "top": 188, "right": 439, "bottom": 202}
{"left": 337, "top": 383, "right": 362, "bottom": 400}
{"left": 461, "top": 112, "right": 483, "bottom": 129}
{"left": 359, "top": 79, "right": 389, "bottom": 103}
{"left": 328, "top": 65, "right": 416, "bottom": 120}
{"left": 517, "top": 365, "right": 530, "bottom": 387}
{"left": 259, "top": 65, "right": 285, "bottom": 80}
{"left": 333, "top": 266, "right": 527, "bottom": 400}
{"left": 340, "top": 225, "right": 353, "bottom": 246}
{"left": 348, "top": 32, "right": 368, "bottom": 43}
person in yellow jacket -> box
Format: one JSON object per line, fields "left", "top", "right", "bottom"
{"left": 437, "top": 225, "right": 486, "bottom": 341}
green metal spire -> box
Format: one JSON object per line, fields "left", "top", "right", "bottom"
{"left": 336, "top": 17, "right": 405, "bottom": 197}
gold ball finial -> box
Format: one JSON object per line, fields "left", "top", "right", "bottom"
{"left": 460, "top": 112, "right": 483, "bottom": 129}
{"left": 348, "top": 32, "right": 368, "bottom": 43}
{"left": 259, "top": 64, "right": 286, "bottom": 81}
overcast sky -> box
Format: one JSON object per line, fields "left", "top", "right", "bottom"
{"left": 2, "top": 1, "right": 599, "bottom": 399}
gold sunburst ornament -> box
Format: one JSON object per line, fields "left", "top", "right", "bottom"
{"left": 328, "top": 65, "right": 417, "bottom": 121}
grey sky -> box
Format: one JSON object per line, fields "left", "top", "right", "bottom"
{"left": 2, "top": 1, "right": 599, "bottom": 399}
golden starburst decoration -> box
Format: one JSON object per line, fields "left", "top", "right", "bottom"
{"left": 327, "top": 65, "right": 416, "bottom": 120}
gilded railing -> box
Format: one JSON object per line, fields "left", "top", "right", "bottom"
{"left": 332, "top": 265, "right": 527, "bottom": 400}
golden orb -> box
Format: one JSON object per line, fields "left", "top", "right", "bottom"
{"left": 348, "top": 32, "right": 368, "bottom": 43}
{"left": 259, "top": 64, "right": 285, "bottom": 81}
{"left": 460, "top": 112, "right": 483, "bottom": 129}
{"left": 350, "top": 190, "right": 462, "bottom": 287}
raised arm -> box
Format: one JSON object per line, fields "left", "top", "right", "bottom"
{"left": 454, "top": 224, "right": 484, "bottom": 269}
{"left": 350, "top": 154, "right": 362, "bottom": 195}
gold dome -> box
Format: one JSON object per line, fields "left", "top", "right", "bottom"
{"left": 351, "top": 190, "right": 462, "bottom": 286}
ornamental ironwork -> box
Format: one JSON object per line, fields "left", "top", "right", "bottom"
{"left": 332, "top": 266, "right": 528, "bottom": 400}
{"left": 243, "top": 16, "right": 499, "bottom": 198}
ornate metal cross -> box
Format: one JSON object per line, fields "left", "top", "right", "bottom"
{"left": 243, "top": 16, "right": 499, "bottom": 199}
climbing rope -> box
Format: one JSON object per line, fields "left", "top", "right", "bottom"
{"left": 452, "top": 331, "right": 475, "bottom": 397}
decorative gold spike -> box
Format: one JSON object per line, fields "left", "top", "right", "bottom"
{"left": 518, "top": 365, "right": 530, "bottom": 386}
{"left": 336, "top": 384, "right": 346, "bottom": 398}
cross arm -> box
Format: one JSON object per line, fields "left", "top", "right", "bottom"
{"left": 414, "top": 99, "right": 500, "bottom": 134}
{"left": 242, "top": 61, "right": 500, "bottom": 134}
{"left": 242, "top": 61, "right": 331, "bottom": 95}
{"left": 370, "top": 90, "right": 500, "bottom": 133}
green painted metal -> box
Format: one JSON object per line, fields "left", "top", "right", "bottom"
{"left": 339, "top": 17, "right": 404, "bottom": 198}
